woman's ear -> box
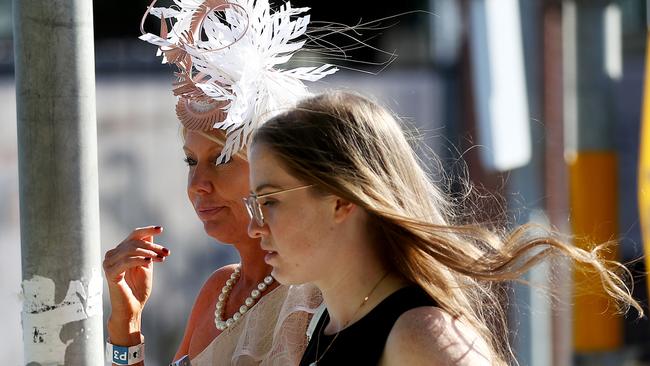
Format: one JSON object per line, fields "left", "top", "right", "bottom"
{"left": 333, "top": 197, "right": 356, "bottom": 223}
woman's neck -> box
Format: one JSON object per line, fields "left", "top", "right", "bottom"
{"left": 315, "top": 252, "right": 403, "bottom": 335}
{"left": 232, "top": 236, "right": 273, "bottom": 287}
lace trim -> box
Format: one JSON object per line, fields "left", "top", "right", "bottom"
{"left": 188, "top": 284, "right": 323, "bottom": 366}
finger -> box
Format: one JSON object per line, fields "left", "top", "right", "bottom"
{"left": 104, "top": 246, "right": 162, "bottom": 269}
{"left": 104, "top": 253, "right": 152, "bottom": 272}
{"left": 140, "top": 239, "right": 171, "bottom": 257}
{"left": 105, "top": 256, "right": 154, "bottom": 278}
{"left": 116, "top": 237, "right": 169, "bottom": 257}
{"left": 105, "top": 240, "right": 161, "bottom": 261}
{"left": 136, "top": 244, "right": 167, "bottom": 262}
{"left": 151, "top": 254, "right": 167, "bottom": 262}
{"left": 103, "top": 248, "right": 125, "bottom": 270}
{"left": 127, "top": 226, "right": 164, "bottom": 240}
{"left": 104, "top": 248, "right": 117, "bottom": 260}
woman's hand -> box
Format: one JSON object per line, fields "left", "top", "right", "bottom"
{"left": 103, "top": 226, "right": 169, "bottom": 345}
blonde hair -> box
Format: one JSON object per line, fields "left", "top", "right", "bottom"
{"left": 251, "top": 91, "right": 643, "bottom": 364}
{"left": 180, "top": 127, "right": 248, "bottom": 160}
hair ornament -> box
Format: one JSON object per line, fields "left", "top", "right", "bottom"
{"left": 140, "top": 0, "right": 339, "bottom": 163}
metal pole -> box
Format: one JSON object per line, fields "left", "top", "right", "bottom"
{"left": 506, "top": 2, "right": 553, "bottom": 365}
{"left": 542, "top": 1, "right": 573, "bottom": 365}
{"left": 13, "top": 0, "right": 103, "bottom": 364}
{"left": 467, "top": 0, "right": 532, "bottom": 172}
{"left": 639, "top": 0, "right": 650, "bottom": 347}
{"left": 563, "top": 0, "right": 623, "bottom": 364}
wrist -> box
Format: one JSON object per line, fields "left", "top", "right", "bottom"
{"left": 108, "top": 314, "right": 143, "bottom": 346}
{"left": 106, "top": 341, "right": 145, "bottom": 365}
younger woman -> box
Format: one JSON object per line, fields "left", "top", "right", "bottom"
{"left": 245, "top": 91, "right": 642, "bottom": 365}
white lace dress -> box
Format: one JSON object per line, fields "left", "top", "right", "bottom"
{"left": 189, "top": 284, "right": 322, "bottom": 365}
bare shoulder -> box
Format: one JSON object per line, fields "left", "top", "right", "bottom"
{"left": 204, "top": 264, "right": 239, "bottom": 288}
{"left": 381, "top": 306, "right": 493, "bottom": 366}
{"left": 174, "top": 263, "right": 239, "bottom": 359}
{"left": 194, "top": 263, "right": 239, "bottom": 306}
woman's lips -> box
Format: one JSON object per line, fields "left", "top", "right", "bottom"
{"left": 196, "top": 206, "right": 225, "bottom": 220}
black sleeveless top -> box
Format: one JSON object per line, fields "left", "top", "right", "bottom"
{"left": 299, "top": 286, "right": 437, "bottom": 366}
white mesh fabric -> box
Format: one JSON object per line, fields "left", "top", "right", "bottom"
{"left": 190, "top": 284, "right": 323, "bottom": 365}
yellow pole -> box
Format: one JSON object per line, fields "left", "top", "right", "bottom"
{"left": 638, "top": 27, "right": 650, "bottom": 308}
{"left": 568, "top": 153, "right": 621, "bottom": 351}
{"left": 563, "top": 0, "right": 623, "bottom": 355}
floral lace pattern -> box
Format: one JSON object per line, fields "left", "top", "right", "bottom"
{"left": 190, "top": 284, "right": 323, "bottom": 365}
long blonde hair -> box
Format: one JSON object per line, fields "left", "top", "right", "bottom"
{"left": 251, "top": 91, "right": 643, "bottom": 364}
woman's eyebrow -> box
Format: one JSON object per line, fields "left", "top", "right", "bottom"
{"left": 182, "top": 146, "right": 224, "bottom": 156}
{"left": 253, "top": 183, "right": 282, "bottom": 194}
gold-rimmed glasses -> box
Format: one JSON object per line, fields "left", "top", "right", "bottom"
{"left": 243, "top": 184, "right": 314, "bottom": 226}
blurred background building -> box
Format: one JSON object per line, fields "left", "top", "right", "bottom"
{"left": 3, "top": 0, "right": 650, "bottom": 365}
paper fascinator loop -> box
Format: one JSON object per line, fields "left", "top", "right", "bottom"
{"left": 140, "top": 0, "right": 339, "bottom": 164}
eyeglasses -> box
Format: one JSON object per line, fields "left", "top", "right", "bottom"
{"left": 243, "top": 184, "right": 314, "bottom": 226}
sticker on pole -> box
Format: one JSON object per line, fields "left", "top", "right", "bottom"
{"left": 21, "top": 270, "right": 102, "bottom": 365}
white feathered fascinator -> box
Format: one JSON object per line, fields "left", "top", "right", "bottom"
{"left": 139, "top": 0, "right": 338, "bottom": 164}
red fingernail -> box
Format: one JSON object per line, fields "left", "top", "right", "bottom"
{"left": 162, "top": 248, "right": 170, "bottom": 254}
{"left": 154, "top": 226, "right": 161, "bottom": 230}
{"left": 145, "top": 257, "right": 152, "bottom": 262}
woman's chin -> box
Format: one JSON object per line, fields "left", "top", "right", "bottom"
{"left": 202, "top": 221, "right": 240, "bottom": 244}
{"left": 269, "top": 268, "right": 306, "bottom": 286}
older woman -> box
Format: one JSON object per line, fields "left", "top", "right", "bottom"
{"left": 102, "top": 0, "right": 337, "bottom": 364}
{"left": 246, "top": 91, "right": 643, "bottom": 366}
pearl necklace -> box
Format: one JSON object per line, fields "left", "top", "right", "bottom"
{"left": 214, "top": 266, "right": 274, "bottom": 331}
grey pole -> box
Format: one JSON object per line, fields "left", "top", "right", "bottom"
{"left": 507, "top": 3, "right": 552, "bottom": 365}
{"left": 564, "top": 0, "right": 624, "bottom": 364}
{"left": 542, "top": 1, "right": 572, "bottom": 365}
{"left": 13, "top": 0, "right": 103, "bottom": 365}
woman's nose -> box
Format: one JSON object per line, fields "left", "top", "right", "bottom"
{"left": 188, "top": 164, "right": 213, "bottom": 195}
{"left": 247, "top": 216, "right": 268, "bottom": 238}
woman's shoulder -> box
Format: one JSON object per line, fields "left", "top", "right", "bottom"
{"left": 192, "top": 264, "right": 239, "bottom": 310}
{"left": 382, "top": 306, "right": 493, "bottom": 366}
{"left": 204, "top": 264, "right": 239, "bottom": 288}
{"left": 174, "top": 264, "right": 241, "bottom": 360}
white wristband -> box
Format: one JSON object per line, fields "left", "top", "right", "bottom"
{"left": 106, "top": 341, "right": 145, "bottom": 365}
{"left": 169, "top": 355, "right": 190, "bottom": 366}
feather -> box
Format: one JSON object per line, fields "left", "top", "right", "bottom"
{"left": 139, "top": 0, "right": 338, "bottom": 165}
{"left": 281, "top": 64, "right": 340, "bottom": 81}
{"left": 149, "top": 7, "right": 180, "bottom": 19}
